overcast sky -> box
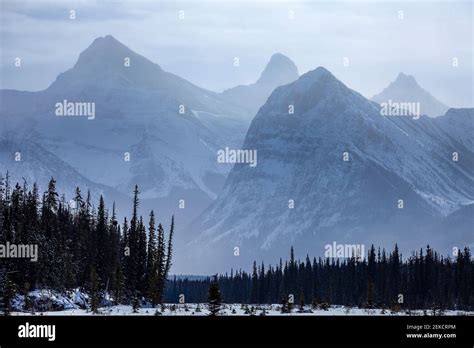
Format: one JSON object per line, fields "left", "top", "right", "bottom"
{"left": 0, "top": 0, "right": 472, "bottom": 107}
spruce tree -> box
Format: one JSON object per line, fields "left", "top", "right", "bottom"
{"left": 146, "top": 211, "right": 157, "bottom": 285}
{"left": 89, "top": 267, "right": 100, "bottom": 314}
{"left": 108, "top": 202, "right": 121, "bottom": 301}
{"left": 280, "top": 296, "right": 289, "bottom": 314}
{"left": 164, "top": 215, "right": 174, "bottom": 277}
{"left": 156, "top": 223, "right": 166, "bottom": 303}
{"left": 299, "top": 293, "right": 305, "bottom": 312}
{"left": 126, "top": 185, "right": 140, "bottom": 296}
{"left": 137, "top": 217, "right": 147, "bottom": 295}
{"left": 250, "top": 261, "right": 258, "bottom": 303}
{"left": 3, "top": 278, "right": 16, "bottom": 316}
{"left": 95, "top": 196, "right": 107, "bottom": 289}
{"left": 145, "top": 211, "right": 156, "bottom": 303}
{"left": 208, "top": 275, "right": 222, "bottom": 316}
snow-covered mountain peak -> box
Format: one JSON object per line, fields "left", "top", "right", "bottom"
{"left": 256, "top": 53, "right": 299, "bottom": 86}
{"left": 372, "top": 72, "right": 449, "bottom": 117}
{"left": 393, "top": 72, "right": 419, "bottom": 88}
{"left": 74, "top": 35, "right": 162, "bottom": 72}
{"left": 261, "top": 66, "right": 373, "bottom": 120}
{"left": 48, "top": 35, "right": 164, "bottom": 92}
{"left": 290, "top": 66, "right": 335, "bottom": 87}
{"left": 220, "top": 53, "right": 299, "bottom": 118}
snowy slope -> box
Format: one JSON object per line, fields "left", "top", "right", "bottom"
{"left": 372, "top": 73, "right": 449, "bottom": 117}
{"left": 0, "top": 137, "right": 128, "bottom": 210}
{"left": 221, "top": 53, "right": 299, "bottom": 118}
{"left": 180, "top": 67, "right": 474, "bottom": 274}
{"left": 0, "top": 35, "right": 250, "bottom": 224}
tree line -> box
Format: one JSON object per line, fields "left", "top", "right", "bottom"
{"left": 0, "top": 173, "right": 174, "bottom": 312}
{"left": 1, "top": 173, "right": 473, "bottom": 312}
{"left": 165, "top": 245, "right": 473, "bottom": 311}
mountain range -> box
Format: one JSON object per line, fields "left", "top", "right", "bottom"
{"left": 1, "top": 36, "right": 472, "bottom": 275}
{"left": 0, "top": 36, "right": 296, "bottom": 225}
{"left": 179, "top": 68, "right": 473, "bottom": 274}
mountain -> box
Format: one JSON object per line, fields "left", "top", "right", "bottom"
{"left": 0, "top": 35, "right": 250, "bottom": 225}
{"left": 255, "top": 53, "right": 299, "bottom": 86}
{"left": 372, "top": 73, "right": 449, "bottom": 117}
{"left": 47, "top": 36, "right": 244, "bottom": 116}
{"left": 0, "top": 137, "right": 128, "bottom": 208}
{"left": 221, "top": 53, "right": 299, "bottom": 118}
{"left": 178, "top": 67, "right": 474, "bottom": 274}
{"left": 434, "top": 108, "right": 474, "bottom": 150}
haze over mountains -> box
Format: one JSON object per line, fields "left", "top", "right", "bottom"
{"left": 221, "top": 53, "right": 299, "bottom": 117}
{"left": 1, "top": 35, "right": 472, "bottom": 275}
{"left": 179, "top": 68, "right": 474, "bottom": 274}
{"left": 1, "top": 35, "right": 250, "bottom": 223}
{"left": 372, "top": 73, "right": 450, "bottom": 117}
{"left": 0, "top": 36, "right": 303, "bottom": 226}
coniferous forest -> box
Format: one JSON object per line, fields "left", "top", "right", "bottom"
{"left": 165, "top": 245, "right": 473, "bottom": 311}
{"left": 0, "top": 174, "right": 174, "bottom": 312}
{"left": 0, "top": 174, "right": 473, "bottom": 313}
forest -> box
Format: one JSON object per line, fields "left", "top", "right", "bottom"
{"left": 0, "top": 174, "right": 174, "bottom": 312}
{"left": 0, "top": 174, "right": 473, "bottom": 313}
{"left": 165, "top": 245, "right": 473, "bottom": 311}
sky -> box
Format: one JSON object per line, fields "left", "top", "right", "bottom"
{"left": 0, "top": 0, "right": 472, "bottom": 107}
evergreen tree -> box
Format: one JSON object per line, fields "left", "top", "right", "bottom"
{"left": 95, "top": 195, "right": 108, "bottom": 289}
{"left": 89, "top": 267, "right": 100, "bottom": 314}
{"left": 299, "top": 293, "right": 305, "bottom": 312}
{"left": 109, "top": 202, "right": 122, "bottom": 303}
{"left": 126, "top": 185, "right": 140, "bottom": 296}
{"left": 164, "top": 215, "right": 174, "bottom": 277}
{"left": 156, "top": 223, "right": 166, "bottom": 302}
{"left": 366, "top": 245, "right": 376, "bottom": 307}
{"left": 280, "top": 296, "right": 289, "bottom": 314}
{"left": 208, "top": 275, "right": 222, "bottom": 316}
{"left": 146, "top": 210, "right": 157, "bottom": 286}
{"left": 250, "top": 261, "right": 258, "bottom": 303}
{"left": 3, "top": 275, "right": 16, "bottom": 316}
{"left": 137, "top": 217, "right": 147, "bottom": 295}
{"left": 146, "top": 212, "right": 161, "bottom": 307}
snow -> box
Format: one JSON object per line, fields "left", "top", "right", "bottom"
{"left": 0, "top": 35, "right": 250, "bottom": 225}
{"left": 371, "top": 72, "right": 449, "bottom": 117}
{"left": 12, "top": 289, "right": 81, "bottom": 312}
{"left": 10, "top": 290, "right": 473, "bottom": 316}
{"left": 10, "top": 303, "right": 473, "bottom": 316}
{"left": 182, "top": 64, "right": 474, "bottom": 274}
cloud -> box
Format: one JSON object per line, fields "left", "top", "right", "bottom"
{"left": 2, "top": 0, "right": 152, "bottom": 21}
{"left": 0, "top": 0, "right": 472, "bottom": 107}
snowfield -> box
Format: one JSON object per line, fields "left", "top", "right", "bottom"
{"left": 11, "top": 303, "right": 473, "bottom": 316}
{"left": 9, "top": 289, "right": 473, "bottom": 316}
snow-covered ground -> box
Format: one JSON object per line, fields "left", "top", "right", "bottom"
{"left": 11, "top": 303, "right": 473, "bottom": 316}
{"left": 9, "top": 289, "right": 473, "bottom": 316}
